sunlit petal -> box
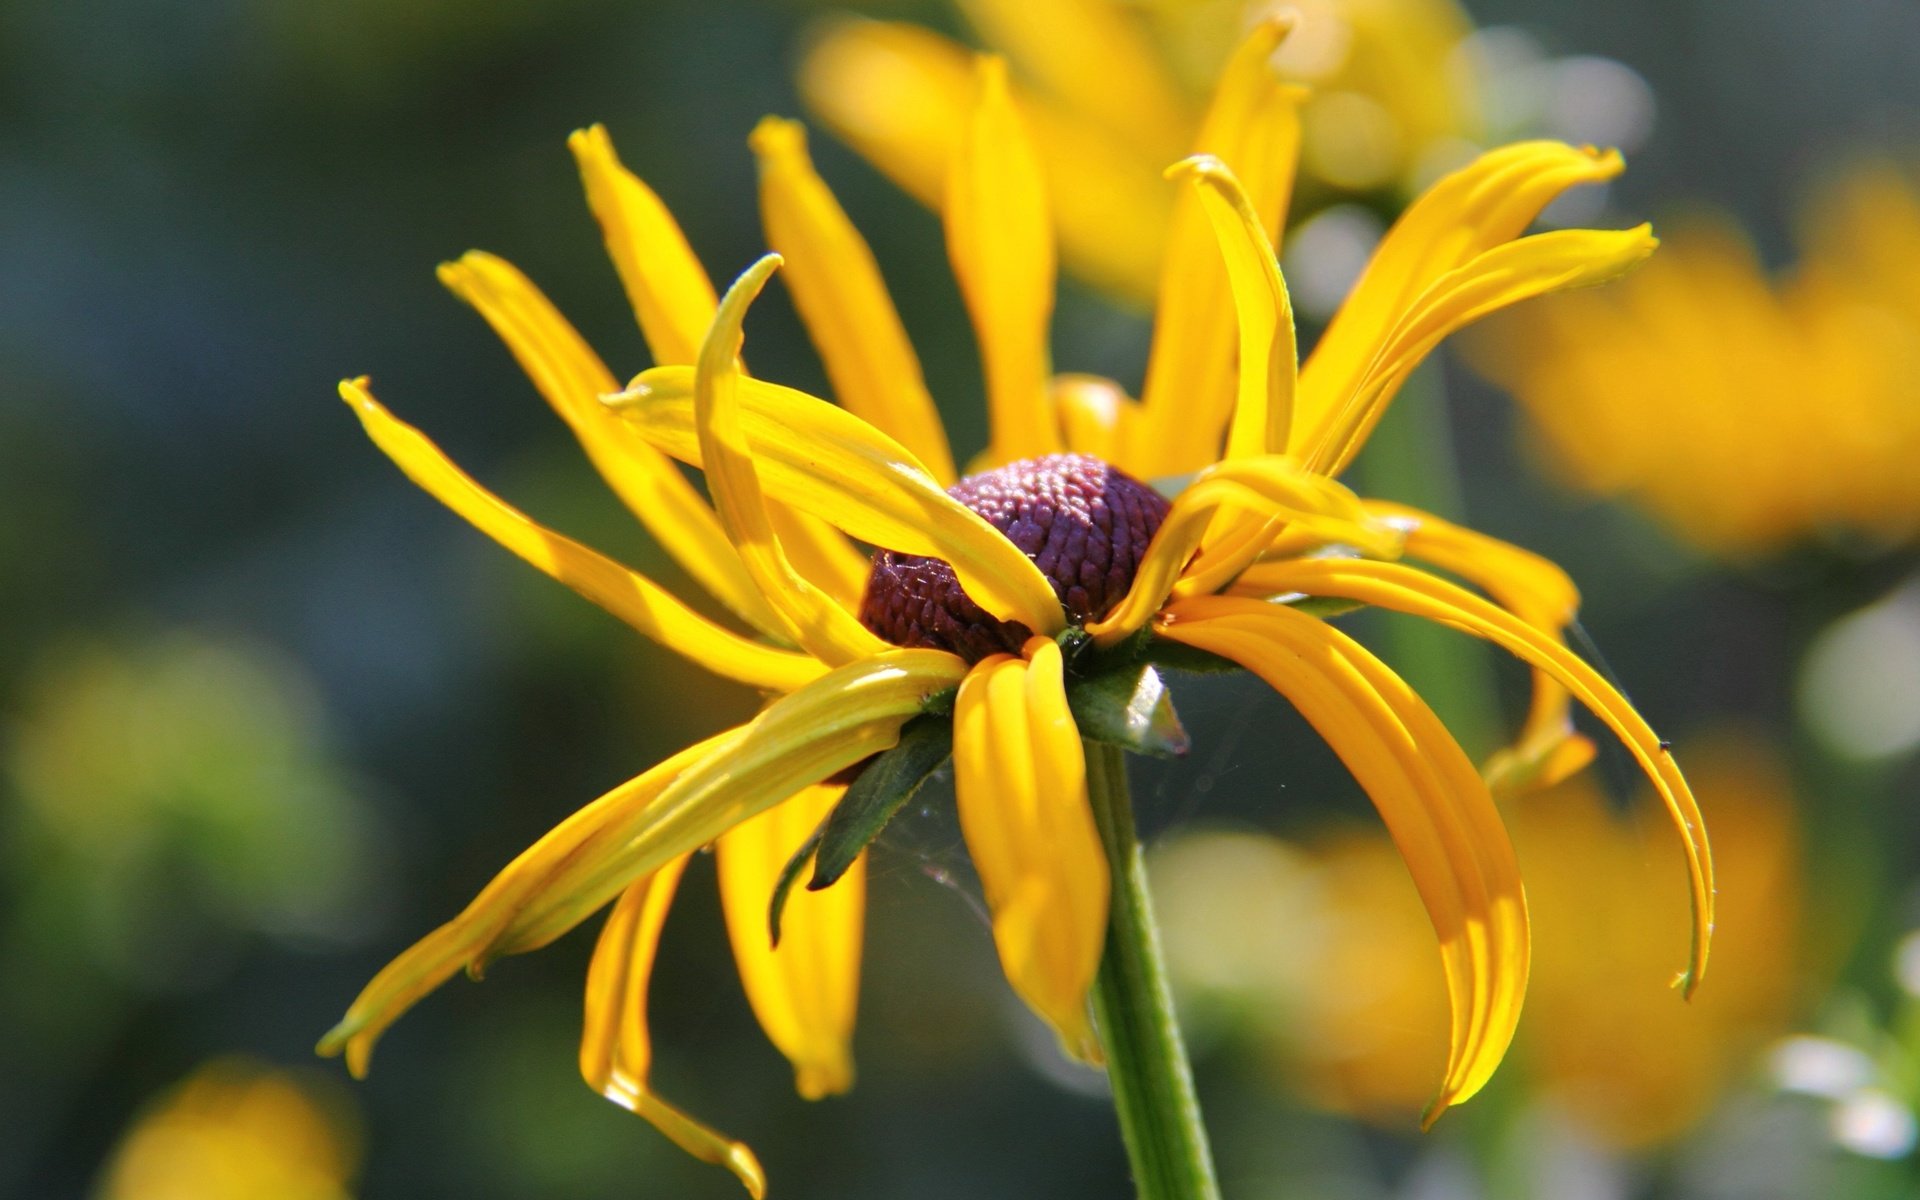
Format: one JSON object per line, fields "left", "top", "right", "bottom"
{"left": 717, "top": 783, "right": 863, "bottom": 1100}
{"left": 338, "top": 380, "right": 821, "bottom": 692}
{"left": 1052, "top": 374, "right": 1140, "bottom": 464}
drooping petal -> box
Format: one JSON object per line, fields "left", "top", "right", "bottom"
{"left": 579, "top": 859, "right": 768, "bottom": 1199}
{"left": 1242, "top": 557, "right": 1715, "bottom": 995}
{"left": 319, "top": 732, "right": 737, "bottom": 1076}
{"left": 1134, "top": 16, "right": 1305, "bottom": 478}
{"left": 797, "top": 17, "right": 1169, "bottom": 303}
{"left": 1159, "top": 596, "right": 1529, "bottom": 1121}
{"left": 953, "top": 641, "right": 1108, "bottom": 1062}
{"left": 1302, "top": 226, "right": 1659, "bottom": 476}
{"left": 612, "top": 367, "right": 1066, "bottom": 636}
{"left": 1051, "top": 374, "right": 1139, "bottom": 464}
{"left": 749, "top": 116, "right": 957, "bottom": 485}
{"left": 694, "top": 255, "right": 888, "bottom": 665}
{"left": 717, "top": 782, "right": 863, "bottom": 1099}
{"left": 1293, "top": 141, "right": 1628, "bottom": 469}
{"left": 338, "top": 380, "right": 822, "bottom": 693}
{"left": 946, "top": 55, "right": 1061, "bottom": 464}
{"left": 568, "top": 123, "right": 717, "bottom": 366}
{"left": 1086, "top": 455, "right": 1397, "bottom": 647}
{"left": 436, "top": 252, "right": 783, "bottom": 637}
{"left": 1166, "top": 155, "right": 1298, "bottom": 461}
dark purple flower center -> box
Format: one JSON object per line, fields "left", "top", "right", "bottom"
{"left": 859, "top": 453, "right": 1170, "bottom": 661}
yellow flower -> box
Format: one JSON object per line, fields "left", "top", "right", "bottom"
{"left": 320, "top": 24, "right": 1709, "bottom": 1193}
{"left": 799, "top": 0, "right": 1479, "bottom": 302}
{"left": 1156, "top": 732, "right": 1797, "bottom": 1150}
{"left": 1470, "top": 162, "right": 1920, "bottom": 558}
{"left": 94, "top": 1058, "right": 360, "bottom": 1200}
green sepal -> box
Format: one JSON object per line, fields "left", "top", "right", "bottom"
{"left": 807, "top": 715, "right": 954, "bottom": 892}
{"left": 1067, "top": 662, "right": 1191, "bottom": 758}
{"left": 1281, "top": 594, "right": 1366, "bottom": 620}
{"left": 767, "top": 824, "right": 827, "bottom": 948}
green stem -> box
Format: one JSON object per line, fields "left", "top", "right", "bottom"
{"left": 1085, "top": 740, "right": 1221, "bottom": 1200}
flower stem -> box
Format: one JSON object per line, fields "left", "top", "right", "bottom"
{"left": 1085, "top": 740, "right": 1221, "bottom": 1200}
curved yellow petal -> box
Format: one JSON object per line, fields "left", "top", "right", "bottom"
{"left": 318, "top": 731, "right": 736, "bottom": 1076}
{"left": 1158, "top": 597, "right": 1528, "bottom": 1121}
{"left": 1304, "top": 225, "right": 1659, "bottom": 477}
{"left": 695, "top": 255, "right": 889, "bottom": 666}
{"left": 338, "top": 380, "right": 822, "bottom": 693}
{"left": 717, "top": 782, "right": 863, "bottom": 1099}
{"left": 580, "top": 860, "right": 767, "bottom": 1198}
{"left": 435, "top": 252, "right": 783, "bottom": 638}
{"left": 613, "top": 367, "right": 1065, "bottom": 636}
{"left": 947, "top": 55, "right": 1061, "bottom": 464}
{"left": 1242, "top": 557, "right": 1714, "bottom": 995}
{"left": 749, "top": 116, "right": 957, "bottom": 485}
{"left": 953, "top": 641, "right": 1108, "bottom": 1062}
{"left": 495, "top": 647, "right": 969, "bottom": 958}
{"left": 1294, "top": 141, "right": 1628, "bottom": 469}
{"left": 1087, "top": 455, "right": 1396, "bottom": 647}
{"left": 1052, "top": 374, "right": 1139, "bottom": 464}
{"left": 1166, "top": 155, "right": 1298, "bottom": 461}
{"left": 568, "top": 123, "right": 717, "bottom": 366}
{"left": 1135, "top": 16, "right": 1305, "bottom": 478}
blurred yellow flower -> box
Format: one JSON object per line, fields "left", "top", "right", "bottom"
{"left": 321, "top": 21, "right": 1709, "bottom": 1191}
{"left": 1158, "top": 731, "right": 1801, "bottom": 1148}
{"left": 1470, "top": 163, "right": 1920, "bottom": 558}
{"left": 799, "top": 0, "right": 1479, "bottom": 301}
{"left": 93, "top": 1058, "right": 360, "bottom": 1200}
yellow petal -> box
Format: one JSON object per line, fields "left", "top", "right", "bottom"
{"left": 318, "top": 731, "right": 736, "bottom": 1076}
{"left": 953, "top": 641, "right": 1108, "bottom": 1062}
{"left": 338, "top": 380, "right": 822, "bottom": 693}
{"left": 694, "top": 255, "right": 889, "bottom": 666}
{"left": 435, "top": 252, "right": 783, "bottom": 638}
{"left": 568, "top": 124, "right": 717, "bottom": 366}
{"left": 946, "top": 55, "right": 1061, "bottom": 464}
{"left": 579, "top": 861, "right": 767, "bottom": 1198}
{"left": 717, "top": 783, "right": 863, "bottom": 1099}
{"left": 749, "top": 116, "right": 957, "bottom": 485}
{"left": 1294, "top": 141, "right": 1628, "bottom": 470}
{"left": 1159, "top": 596, "right": 1528, "bottom": 1120}
{"left": 798, "top": 18, "right": 1168, "bottom": 305}
{"left": 1166, "top": 155, "right": 1298, "bottom": 461}
{"left": 1241, "top": 557, "right": 1714, "bottom": 996}
{"left": 1086, "top": 455, "right": 1397, "bottom": 647}
{"left": 494, "top": 647, "right": 969, "bottom": 958}
{"left": 1052, "top": 374, "right": 1139, "bottom": 464}
{"left": 613, "top": 367, "right": 1066, "bottom": 636}
{"left": 1135, "top": 16, "right": 1305, "bottom": 478}
{"left": 1303, "top": 225, "right": 1659, "bottom": 477}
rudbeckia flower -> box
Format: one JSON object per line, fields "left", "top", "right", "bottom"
{"left": 320, "top": 22, "right": 1711, "bottom": 1194}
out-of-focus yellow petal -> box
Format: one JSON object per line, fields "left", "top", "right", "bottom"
{"left": 1087, "top": 455, "right": 1395, "bottom": 647}
{"left": 717, "top": 783, "right": 862, "bottom": 1100}
{"left": 1166, "top": 155, "right": 1298, "bottom": 461}
{"left": 1244, "top": 557, "right": 1714, "bottom": 995}
{"left": 614, "top": 368, "right": 1066, "bottom": 637}
{"left": 694, "top": 256, "right": 888, "bottom": 666}
{"left": 1361, "top": 500, "right": 1592, "bottom": 793}
{"left": 495, "top": 648, "right": 969, "bottom": 958}
{"left": 798, "top": 18, "right": 1168, "bottom": 304}
{"left": 435, "top": 252, "right": 782, "bottom": 638}
{"left": 337, "top": 380, "right": 821, "bottom": 693}
{"left": 953, "top": 641, "right": 1108, "bottom": 1062}
{"left": 952, "top": 0, "right": 1189, "bottom": 163}
{"left": 568, "top": 124, "right": 717, "bottom": 366}
{"left": 1052, "top": 374, "right": 1139, "bottom": 464}
{"left": 1135, "top": 16, "right": 1304, "bottom": 478}
{"left": 946, "top": 55, "right": 1061, "bottom": 465}
{"left": 749, "top": 116, "right": 957, "bottom": 485}
{"left": 319, "top": 732, "right": 734, "bottom": 1076}
{"left": 1303, "top": 225, "right": 1659, "bottom": 477}
{"left": 1158, "top": 596, "right": 1528, "bottom": 1121}
{"left": 1294, "top": 141, "right": 1627, "bottom": 469}
{"left": 579, "top": 859, "right": 767, "bottom": 1198}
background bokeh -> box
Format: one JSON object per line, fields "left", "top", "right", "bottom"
{"left": 4, "top": 1, "right": 1920, "bottom": 1197}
